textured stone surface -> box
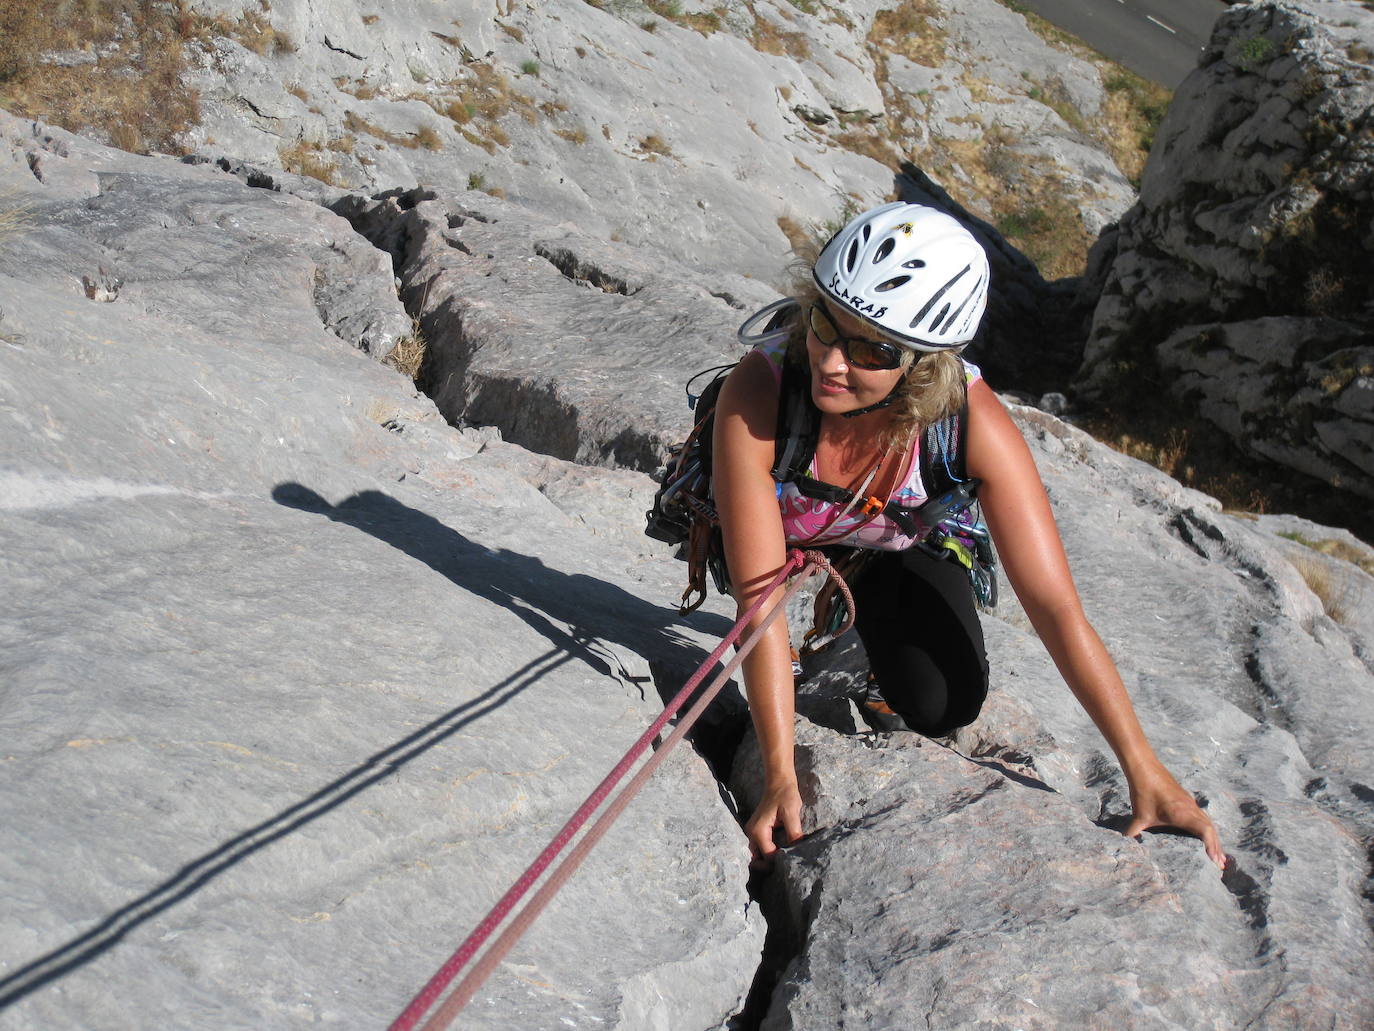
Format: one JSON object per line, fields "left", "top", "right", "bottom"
{"left": 173, "top": 0, "right": 1136, "bottom": 282}
{"left": 1078, "top": 0, "right": 1374, "bottom": 498}
{"left": 0, "top": 113, "right": 760, "bottom": 1030}
{"left": 735, "top": 405, "right": 1374, "bottom": 1030}
{"left": 332, "top": 185, "right": 777, "bottom": 474}
{"left": 5, "top": 44, "right": 1374, "bottom": 1023}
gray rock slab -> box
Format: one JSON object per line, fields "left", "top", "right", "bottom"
{"left": 730, "top": 400, "right": 1374, "bottom": 1029}
{"left": 335, "top": 186, "right": 780, "bottom": 473}
{"left": 0, "top": 116, "right": 761, "bottom": 1029}
{"left": 168, "top": 0, "right": 1134, "bottom": 282}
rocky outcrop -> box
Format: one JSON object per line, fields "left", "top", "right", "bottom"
{"left": 1077, "top": 0, "right": 1374, "bottom": 499}
{"left": 4, "top": 103, "right": 1374, "bottom": 1030}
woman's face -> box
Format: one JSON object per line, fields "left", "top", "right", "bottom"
{"left": 806, "top": 299, "right": 909, "bottom": 418}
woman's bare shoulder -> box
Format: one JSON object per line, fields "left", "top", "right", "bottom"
{"left": 718, "top": 350, "right": 782, "bottom": 429}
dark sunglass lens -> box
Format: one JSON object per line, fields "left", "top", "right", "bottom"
{"left": 848, "top": 339, "right": 899, "bottom": 370}
{"left": 808, "top": 304, "right": 834, "bottom": 344}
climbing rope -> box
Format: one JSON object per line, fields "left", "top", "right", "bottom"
{"left": 389, "top": 548, "right": 842, "bottom": 1031}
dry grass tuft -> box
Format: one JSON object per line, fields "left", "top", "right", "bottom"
{"left": 345, "top": 110, "right": 444, "bottom": 151}
{"left": 637, "top": 133, "right": 675, "bottom": 158}
{"left": 279, "top": 140, "right": 340, "bottom": 184}
{"left": 414, "top": 125, "right": 443, "bottom": 151}
{"left": 833, "top": 126, "right": 903, "bottom": 168}
{"left": 1101, "top": 70, "right": 1170, "bottom": 185}
{"left": 1280, "top": 531, "right": 1374, "bottom": 579}
{"left": 215, "top": 8, "right": 296, "bottom": 56}
{"left": 555, "top": 125, "right": 589, "bottom": 145}
{"left": 870, "top": 0, "right": 945, "bottom": 66}
{"left": 752, "top": 16, "right": 811, "bottom": 59}
{"left": 384, "top": 320, "right": 427, "bottom": 380}
{"left": 1290, "top": 554, "right": 1357, "bottom": 623}
{"left": 993, "top": 193, "right": 1091, "bottom": 280}
{"left": 776, "top": 214, "right": 810, "bottom": 254}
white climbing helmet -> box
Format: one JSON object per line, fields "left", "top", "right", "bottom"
{"left": 813, "top": 201, "right": 990, "bottom": 351}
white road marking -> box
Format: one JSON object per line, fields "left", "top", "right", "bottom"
{"left": 1148, "top": 14, "right": 1177, "bottom": 33}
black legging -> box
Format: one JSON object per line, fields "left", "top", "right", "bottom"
{"left": 847, "top": 545, "right": 989, "bottom": 736}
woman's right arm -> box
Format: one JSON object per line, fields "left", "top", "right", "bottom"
{"left": 712, "top": 354, "right": 804, "bottom": 865}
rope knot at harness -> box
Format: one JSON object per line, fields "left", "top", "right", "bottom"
{"left": 389, "top": 548, "right": 847, "bottom": 1031}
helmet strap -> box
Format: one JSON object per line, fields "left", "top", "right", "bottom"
{"left": 840, "top": 368, "right": 909, "bottom": 419}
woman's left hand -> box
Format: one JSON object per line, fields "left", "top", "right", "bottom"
{"left": 1125, "top": 765, "right": 1227, "bottom": 872}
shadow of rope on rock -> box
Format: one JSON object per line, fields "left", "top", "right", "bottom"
{"left": 271, "top": 483, "right": 730, "bottom": 672}
{"left": 0, "top": 642, "right": 576, "bottom": 1009}
{"left": 1, "top": 483, "right": 728, "bottom": 1009}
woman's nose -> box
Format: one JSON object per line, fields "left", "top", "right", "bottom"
{"left": 816, "top": 341, "right": 848, "bottom": 374}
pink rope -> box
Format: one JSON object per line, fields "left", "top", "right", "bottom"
{"left": 389, "top": 549, "right": 813, "bottom": 1031}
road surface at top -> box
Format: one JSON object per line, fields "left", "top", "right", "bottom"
{"left": 1009, "top": 0, "right": 1230, "bottom": 88}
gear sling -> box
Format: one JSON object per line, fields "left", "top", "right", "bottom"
{"left": 645, "top": 300, "right": 996, "bottom": 652}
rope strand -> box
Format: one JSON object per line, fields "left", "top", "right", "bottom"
{"left": 389, "top": 549, "right": 823, "bottom": 1031}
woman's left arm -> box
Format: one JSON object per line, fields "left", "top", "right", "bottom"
{"left": 965, "top": 380, "right": 1225, "bottom": 870}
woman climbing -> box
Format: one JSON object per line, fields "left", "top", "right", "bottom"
{"left": 711, "top": 201, "right": 1225, "bottom": 871}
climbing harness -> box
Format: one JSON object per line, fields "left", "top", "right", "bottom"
{"left": 389, "top": 549, "right": 851, "bottom": 1031}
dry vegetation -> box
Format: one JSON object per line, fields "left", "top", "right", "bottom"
{"left": 384, "top": 319, "right": 428, "bottom": 380}
{"left": 0, "top": 0, "right": 201, "bottom": 154}
{"left": 1076, "top": 398, "right": 1374, "bottom": 542}
{"left": 1100, "top": 71, "right": 1170, "bottom": 185}
{"left": 870, "top": 0, "right": 946, "bottom": 67}
{"left": 422, "top": 62, "right": 536, "bottom": 153}
{"left": 343, "top": 110, "right": 445, "bottom": 152}
{"left": 1290, "top": 554, "right": 1358, "bottom": 624}
{"left": 0, "top": 0, "right": 302, "bottom": 155}
{"left": 752, "top": 16, "right": 811, "bottom": 59}
{"left": 279, "top": 139, "right": 340, "bottom": 184}
{"left": 776, "top": 214, "right": 810, "bottom": 254}
{"left": 1281, "top": 532, "right": 1374, "bottom": 578}
{"left": 637, "top": 133, "right": 675, "bottom": 159}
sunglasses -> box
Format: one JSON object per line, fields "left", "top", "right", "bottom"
{"left": 807, "top": 304, "right": 905, "bottom": 371}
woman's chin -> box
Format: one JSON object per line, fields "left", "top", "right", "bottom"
{"left": 811, "top": 386, "right": 871, "bottom": 416}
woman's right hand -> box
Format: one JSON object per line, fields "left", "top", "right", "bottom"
{"left": 745, "top": 779, "right": 805, "bottom": 868}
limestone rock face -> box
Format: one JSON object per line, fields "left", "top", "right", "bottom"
{"left": 736, "top": 405, "right": 1374, "bottom": 1030}
{"left": 175, "top": 0, "right": 1137, "bottom": 283}
{"left": 0, "top": 111, "right": 761, "bottom": 1030}
{"left": 331, "top": 185, "right": 776, "bottom": 472}
{"left": 4, "top": 102, "right": 1374, "bottom": 1030}
{"left": 1077, "top": 0, "right": 1374, "bottom": 498}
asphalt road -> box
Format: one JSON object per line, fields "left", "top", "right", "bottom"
{"left": 1009, "top": 0, "right": 1231, "bottom": 87}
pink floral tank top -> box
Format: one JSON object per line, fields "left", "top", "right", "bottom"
{"left": 752, "top": 337, "right": 981, "bottom": 551}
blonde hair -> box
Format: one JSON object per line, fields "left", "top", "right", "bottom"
{"left": 783, "top": 269, "right": 968, "bottom": 451}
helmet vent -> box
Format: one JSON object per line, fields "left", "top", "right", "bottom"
{"left": 845, "top": 239, "right": 860, "bottom": 272}
{"left": 874, "top": 238, "right": 896, "bottom": 263}
{"left": 874, "top": 275, "right": 910, "bottom": 292}
{"left": 901, "top": 259, "right": 926, "bottom": 269}
{"left": 910, "top": 263, "right": 971, "bottom": 331}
